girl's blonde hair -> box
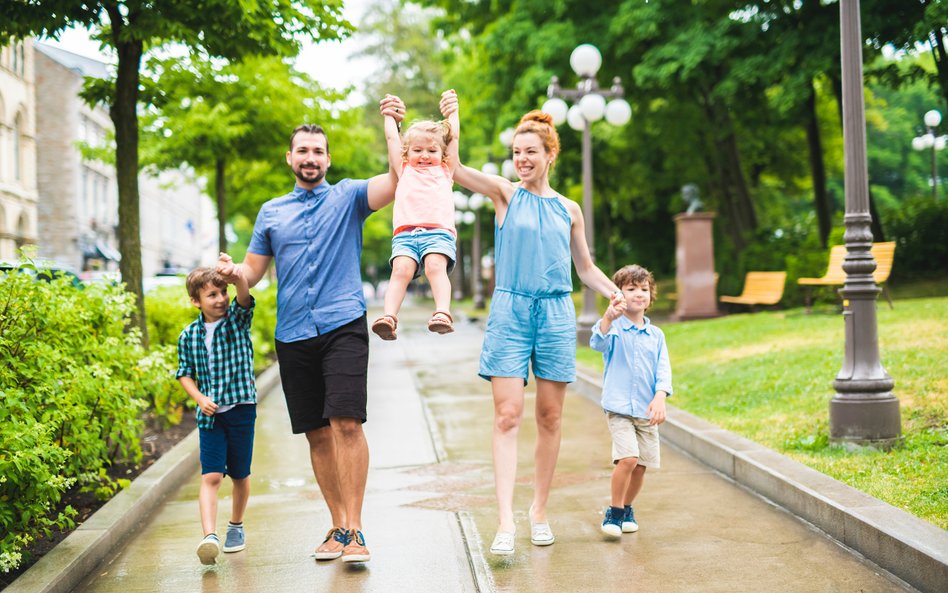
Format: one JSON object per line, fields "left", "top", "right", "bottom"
{"left": 514, "top": 110, "right": 560, "bottom": 168}
{"left": 401, "top": 120, "right": 453, "bottom": 163}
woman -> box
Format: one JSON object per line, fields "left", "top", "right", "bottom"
{"left": 440, "top": 91, "right": 624, "bottom": 555}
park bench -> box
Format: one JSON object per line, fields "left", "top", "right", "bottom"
{"left": 719, "top": 271, "right": 787, "bottom": 309}
{"left": 798, "top": 241, "right": 895, "bottom": 311}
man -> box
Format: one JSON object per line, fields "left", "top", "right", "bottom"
{"left": 219, "top": 95, "right": 406, "bottom": 563}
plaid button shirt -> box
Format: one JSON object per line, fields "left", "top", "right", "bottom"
{"left": 176, "top": 297, "right": 256, "bottom": 429}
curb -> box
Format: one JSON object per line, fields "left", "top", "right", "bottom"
{"left": 572, "top": 366, "right": 948, "bottom": 593}
{"left": 5, "top": 364, "right": 283, "bottom": 593}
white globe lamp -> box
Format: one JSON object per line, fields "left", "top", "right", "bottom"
{"left": 605, "top": 98, "right": 632, "bottom": 126}
{"left": 499, "top": 127, "right": 516, "bottom": 148}
{"left": 469, "top": 193, "right": 485, "bottom": 210}
{"left": 567, "top": 105, "right": 586, "bottom": 131}
{"left": 453, "top": 191, "right": 469, "bottom": 210}
{"left": 542, "top": 98, "right": 569, "bottom": 127}
{"left": 570, "top": 44, "right": 602, "bottom": 77}
{"left": 502, "top": 159, "right": 517, "bottom": 180}
{"left": 578, "top": 93, "right": 606, "bottom": 122}
{"left": 923, "top": 109, "right": 942, "bottom": 129}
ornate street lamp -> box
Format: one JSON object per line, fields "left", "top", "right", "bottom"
{"left": 832, "top": 0, "right": 900, "bottom": 448}
{"left": 542, "top": 44, "right": 632, "bottom": 343}
{"left": 911, "top": 109, "right": 946, "bottom": 200}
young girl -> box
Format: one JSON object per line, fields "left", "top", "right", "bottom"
{"left": 371, "top": 95, "right": 460, "bottom": 340}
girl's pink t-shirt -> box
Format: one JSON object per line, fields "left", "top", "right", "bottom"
{"left": 392, "top": 163, "right": 456, "bottom": 236}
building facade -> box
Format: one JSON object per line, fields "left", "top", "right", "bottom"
{"left": 32, "top": 42, "right": 217, "bottom": 278}
{"left": 0, "top": 38, "right": 39, "bottom": 262}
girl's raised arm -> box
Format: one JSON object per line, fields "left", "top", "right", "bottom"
{"left": 440, "top": 90, "right": 515, "bottom": 211}
{"left": 381, "top": 94, "right": 404, "bottom": 178}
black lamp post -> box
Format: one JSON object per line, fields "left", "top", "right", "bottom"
{"left": 543, "top": 44, "right": 632, "bottom": 343}
{"left": 831, "top": 0, "right": 900, "bottom": 448}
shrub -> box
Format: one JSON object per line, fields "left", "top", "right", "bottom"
{"left": 1, "top": 264, "right": 278, "bottom": 573}
{"left": 0, "top": 268, "right": 153, "bottom": 572}
{"left": 880, "top": 196, "right": 948, "bottom": 281}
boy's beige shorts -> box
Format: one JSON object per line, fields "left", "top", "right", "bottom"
{"left": 606, "top": 412, "right": 661, "bottom": 468}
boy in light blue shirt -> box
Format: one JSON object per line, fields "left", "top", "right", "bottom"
{"left": 589, "top": 264, "right": 672, "bottom": 538}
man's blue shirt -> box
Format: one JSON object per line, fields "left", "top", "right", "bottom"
{"left": 248, "top": 180, "right": 372, "bottom": 342}
{"left": 590, "top": 315, "right": 673, "bottom": 418}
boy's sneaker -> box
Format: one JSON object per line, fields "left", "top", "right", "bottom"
{"left": 622, "top": 506, "right": 639, "bottom": 533}
{"left": 601, "top": 507, "right": 622, "bottom": 538}
{"left": 341, "top": 529, "right": 370, "bottom": 563}
{"left": 197, "top": 533, "right": 220, "bottom": 565}
{"left": 222, "top": 523, "right": 245, "bottom": 553}
{"left": 314, "top": 527, "right": 349, "bottom": 560}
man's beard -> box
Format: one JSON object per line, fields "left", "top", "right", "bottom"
{"left": 294, "top": 164, "right": 325, "bottom": 185}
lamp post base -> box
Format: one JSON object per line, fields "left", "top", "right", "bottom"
{"left": 829, "top": 396, "right": 901, "bottom": 449}
{"left": 576, "top": 311, "right": 598, "bottom": 346}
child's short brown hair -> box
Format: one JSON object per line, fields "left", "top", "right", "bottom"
{"left": 186, "top": 267, "right": 227, "bottom": 301}
{"left": 613, "top": 264, "right": 657, "bottom": 307}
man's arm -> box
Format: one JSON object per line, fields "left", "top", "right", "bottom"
{"left": 240, "top": 253, "right": 271, "bottom": 288}
{"left": 217, "top": 252, "right": 254, "bottom": 306}
{"left": 368, "top": 94, "right": 407, "bottom": 211}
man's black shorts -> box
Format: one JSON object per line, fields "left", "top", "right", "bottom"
{"left": 275, "top": 315, "right": 369, "bottom": 434}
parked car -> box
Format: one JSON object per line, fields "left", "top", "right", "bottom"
{"left": 1, "top": 260, "right": 83, "bottom": 288}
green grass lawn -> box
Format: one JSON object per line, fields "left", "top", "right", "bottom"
{"left": 577, "top": 297, "right": 948, "bottom": 529}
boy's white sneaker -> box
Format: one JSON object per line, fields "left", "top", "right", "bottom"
{"left": 197, "top": 534, "right": 220, "bottom": 565}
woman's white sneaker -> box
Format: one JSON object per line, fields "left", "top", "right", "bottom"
{"left": 489, "top": 531, "right": 515, "bottom": 555}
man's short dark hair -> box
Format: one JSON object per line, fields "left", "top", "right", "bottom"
{"left": 289, "top": 124, "right": 329, "bottom": 152}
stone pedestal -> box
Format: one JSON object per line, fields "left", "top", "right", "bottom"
{"left": 674, "top": 212, "right": 718, "bottom": 320}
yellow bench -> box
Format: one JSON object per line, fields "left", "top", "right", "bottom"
{"left": 798, "top": 241, "right": 895, "bottom": 310}
{"left": 719, "top": 271, "right": 787, "bottom": 308}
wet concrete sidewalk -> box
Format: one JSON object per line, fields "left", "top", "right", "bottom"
{"left": 68, "top": 306, "right": 915, "bottom": 593}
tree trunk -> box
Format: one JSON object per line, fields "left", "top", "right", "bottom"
{"left": 108, "top": 9, "right": 148, "bottom": 347}
{"left": 216, "top": 158, "right": 227, "bottom": 253}
{"left": 698, "top": 89, "right": 756, "bottom": 251}
{"left": 805, "top": 79, "right": 832, "bottom": 247}
{"left": 929, "top": 29, "right": 948, "bottom": 114}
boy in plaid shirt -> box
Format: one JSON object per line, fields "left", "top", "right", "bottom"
{"left": 176, "top": 256, "right": 256, "bottom": 565}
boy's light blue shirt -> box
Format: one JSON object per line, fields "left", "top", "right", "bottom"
{"left": 248, "top": 180, "right": 371, "bottom": 342}
{"left": 590, "top": 315, "right": 673, "bottom": 418}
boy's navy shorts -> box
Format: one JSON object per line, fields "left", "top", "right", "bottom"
{"left": 199, "top": 403, "right": 256, "bottom": 479}
{"left": 275, "top": 314, "right": 369, "bottom": 434}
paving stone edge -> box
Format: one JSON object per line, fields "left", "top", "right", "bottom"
{"left": 5, "top": 363, "right": 283, "bottom": 593}
{"left": 573, "top": 366, "right": 948, "bottom": 593}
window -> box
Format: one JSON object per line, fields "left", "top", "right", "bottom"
{"left": 13, "top": 113, "right": 22, "bottom": 181}
{"left": 15, "top": 212, "right": 30, "bottom": 250}
{"left": 0, "top": 92, "right": 5, "bottom": 181}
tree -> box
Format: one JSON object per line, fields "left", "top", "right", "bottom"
{"left": 1, "top": 0, "right": 350, "bottom": 345}
{"left": 143, "top": 55, "right": 339, "bottom": 253}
